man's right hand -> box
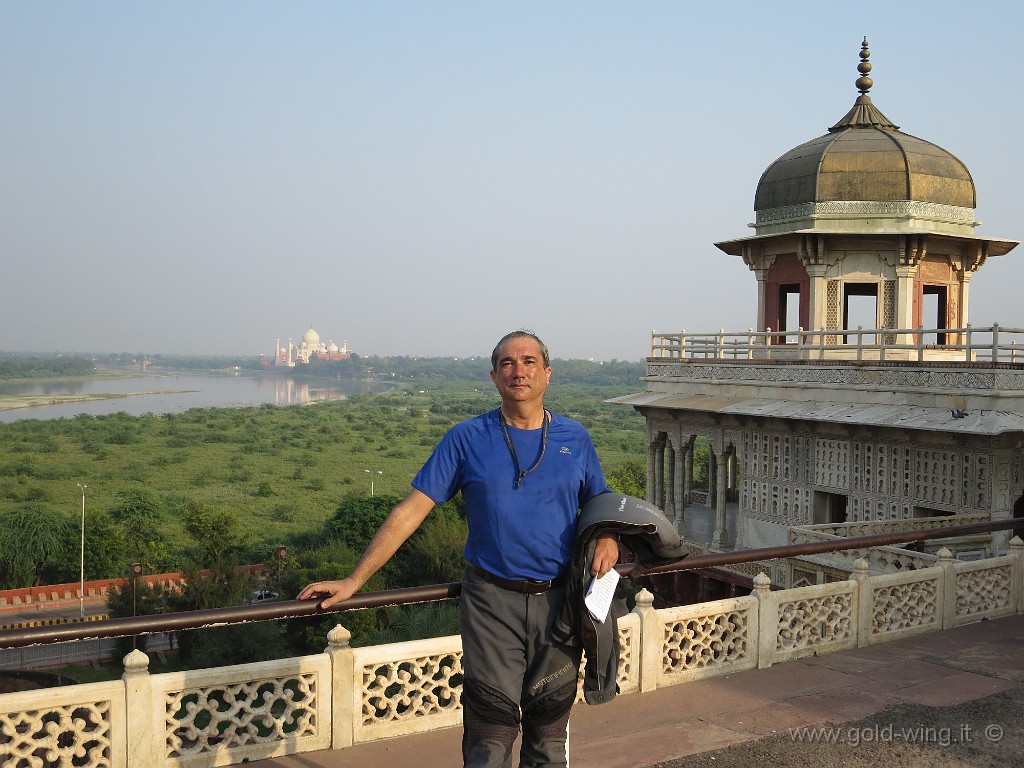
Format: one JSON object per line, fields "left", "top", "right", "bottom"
{"left": 297, "top": 577, "right": 359, "bottom": 610}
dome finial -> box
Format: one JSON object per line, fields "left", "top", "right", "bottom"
{"left": 828, "top": 36, "right": 897, "bottom": 132}
{"left": 855, "top": 37, "right": 873, "bottom": 95}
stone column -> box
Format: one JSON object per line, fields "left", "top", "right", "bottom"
{"left": 673, "top": 442, "right": 686, "bottom": 536}
{"left": 665, "top": 442, "right": 676, "bottom": 518}
{"left": 960, "top": 271, "right": 972, "bottom": 336}
{"left": 753, "top": 267, "right": 768, "bottom": 332}
{"left": 683, "top": 437, "right": 694, "bottom": 504}
{"left": 895, "top": 265, "right": 916, "bottom": 344}
{"left": 805, "top": 264, "right": 830, "bottom": 341}
{"left": 708, "top": 450, "right": 717, "bottom": 508}
{"left": 646, "top": 435, "right": 657, "bottom": 505}
{"left": 654, "top": 436, "right": 666, "bottom": 510}
{"left": 713, "top": 451, "right": 730, "bottom": 549}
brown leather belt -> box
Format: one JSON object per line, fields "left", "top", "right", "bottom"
{"left": 468, "top": 563, "right": 566, "bottom": 595}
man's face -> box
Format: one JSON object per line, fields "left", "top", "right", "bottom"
{"left": 490, "top": 336, "right": 552, "bottom": 408}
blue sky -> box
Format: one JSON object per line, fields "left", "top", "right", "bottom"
{"left": 3, "top": 2, "right": 1022, "bottom": 361}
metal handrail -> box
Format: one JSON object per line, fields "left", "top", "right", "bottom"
{"left": 2, "top": 517, "right": 1021, "bottom": 650}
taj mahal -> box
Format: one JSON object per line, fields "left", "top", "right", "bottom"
{"left": 273, "top": 327, "right": 351, "bottom": 367}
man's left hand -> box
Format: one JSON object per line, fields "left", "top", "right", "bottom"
{"left": 591, "top": 533, "right": 620, "bottom": 577}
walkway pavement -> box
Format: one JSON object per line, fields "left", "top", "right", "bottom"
{"left": 249, "top": 612, "right": 1024, "bottom": 768}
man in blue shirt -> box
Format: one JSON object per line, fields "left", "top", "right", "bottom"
{"left": 299, "top": 330, "right": 618, "bottom": 767}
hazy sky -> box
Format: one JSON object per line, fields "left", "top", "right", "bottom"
{"left": 3, "top": 2, "right": 1022, "bottom": 362}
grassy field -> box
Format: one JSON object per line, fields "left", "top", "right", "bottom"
{"left": 0, "top": 377, "right": 646, "bottom": 577}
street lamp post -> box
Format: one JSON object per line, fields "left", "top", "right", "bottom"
{"left": 364, "top": 469, "right": 382, "bottom": 496}
{"left": 130, "top": 562, "right": 143, "bottom": 649}
{"left": 77, "top": 483, "right": 87, "bottom": 620}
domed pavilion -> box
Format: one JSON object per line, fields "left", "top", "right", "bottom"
{"left": 616, "top": 40, "right": 1024, "bottom": 565}
{"left": 715, "top": 38, "right": 1017, "bottom": 353}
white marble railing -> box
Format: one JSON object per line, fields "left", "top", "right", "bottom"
{"left": 650, "top": 324, "right": 1024, "bottom": 363}
{"left": 3, "top": 540, "right": 1023, "bottom": 768}
{"left": 792, "top": 513, "right": 993, "bottom": 540}
{"left": 787, "top": 513, "right": 996, "bottom": 578}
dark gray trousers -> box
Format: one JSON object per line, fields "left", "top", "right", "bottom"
{"left": 460, "top": 566, "right": 582, "bottom": 768}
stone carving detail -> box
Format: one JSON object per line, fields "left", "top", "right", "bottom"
{"left": 872, "top": 579, "right": 939, "bottom": 634}
{"left": 915, "top": 449, "right": 961, "bottom": 506}
{"left": 826, "top": 281, "right": 840, "bottom": 343}
{"left": 755, "top": 200, "right": 976, "bottom": 224}
{"left": 1, "top": 699, "right": 114, "bottom": 767}
{"left": 736, "top": 421, "right": 994, "bottom": 527}
{"left": 776, "top": 593, "right": 853, "bottom": 651}
{"left": 646, "top": 362, "right": 1013, "bottom": 393}
{"left": 358, "top": 625, "right": 636, "bottom": 724}
{"left": 890, "top": 446, "right": 913, "bottom": 499}
{"left": 963, "top": 453, "right": 991, "bottom": 510}
{"left": 790, "top": 567, "right": 817, "bottom": 589}
{"left": 362, "top": 653, "right": 463, "bottom": 725}
{"left": 814, "top": 439, "right": 850, "bottom": 490}
{"left": 956, "top": 565, "right": 1012, "bottom": 617}
{"left": 882, "top": 281, "right": 897, "bottom": 344}
{"left": 662, "top": 609, "right": 750, "bottom": 673}
{"left": 616, "top": 622, "right": 637, "bottom": 688}
{"left": 166, "top": 675, "right": 318, "bottom": 757}
{"left": 995, "top": 372, "right": 1024, "bottom": 391}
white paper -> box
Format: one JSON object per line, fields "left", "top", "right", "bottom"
{"left": 584, "top": 568, "right": 620, "bottom": 623}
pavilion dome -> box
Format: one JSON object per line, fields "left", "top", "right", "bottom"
{"left": 752, "top": 39, "right": 976, "bottom": 235}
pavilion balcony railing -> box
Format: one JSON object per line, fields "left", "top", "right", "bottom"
{"left": 650, "top": 323, "right": 1024, "bottom": 364}
{"left": 2, "top": 516, "right": 1024, "bottom": 768}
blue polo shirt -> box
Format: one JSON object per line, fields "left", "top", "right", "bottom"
{"left": 412, "top": 409, "right": 608, "bottom": 581}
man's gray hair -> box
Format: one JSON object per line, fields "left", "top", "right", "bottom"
{"left": 491, "top": 330, "right": 550, "bottom": 370}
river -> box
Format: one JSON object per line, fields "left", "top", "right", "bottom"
{"left": 0, "top": 371, "right": 393, "bottom": 423}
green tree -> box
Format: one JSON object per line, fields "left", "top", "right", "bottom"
{"left": 324, "top": 495, "right": 402, "bottom": 553}
{"left": 83, "top": 508, "right": 128, "bottom": 580}
{"left": 401, "top": 502, "right": 468, "bottom": 586}
{"left": 278, "top": 539, "right": 387, "bottom": 653}
{"left": 606, "top": 459, "right": 647, "bottom": 498}
{"left": 693, "top": 444, "right": 710, "bottom": 489}
{"left": 107, "top": 575, "right": 167, "bottom": 656}
{"left": 181, "top": 500, "right": 242, "bottom": 564}
{"left": 360, "top": 603, "right": 461, "bottom": 646}
{"left": 110, "top": 488, "right": 163, "bottom": 569}
{"left": 0, "top": 504, "right": 75, "bottom": 588}
{"left": 169, "top": 558, "right": 287, "bottom": 667}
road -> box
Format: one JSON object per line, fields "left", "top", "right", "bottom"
{"left": 0, "top": 600, "right": 109, "bottom": 630}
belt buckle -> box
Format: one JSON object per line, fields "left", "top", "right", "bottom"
{"left": 525, "top": 579, "right": 552, "bottom": 595}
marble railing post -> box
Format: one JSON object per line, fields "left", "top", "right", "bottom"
{"left": 936, "top": 548, "right": 956, "bottom": 630}
{"left": 850, "top": 558, "right": 872, "bottom": 647}
{"left": 327, "top": 624, "right": 355, "bottom": 749}
{"left": 631, "top": 588, "right": 660, "bottom": 693}
{"left": 1011, "top": 536, "right": 1024, "bottom": 615}
{"left": 751, "top": 572, "right": 773, "bottom": 669}
{"left": 122, "top": 649, "right": 160, "bottom": 768}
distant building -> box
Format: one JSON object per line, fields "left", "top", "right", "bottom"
{"left": 273, "top": 327, "right": 351, "bottom": 367}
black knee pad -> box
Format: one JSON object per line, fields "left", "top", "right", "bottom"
{"left": 463, "top": 677, "right": 521, "bottom": 727}
{"left": 522, "top": 678, "right": 576, "bottom": 728}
